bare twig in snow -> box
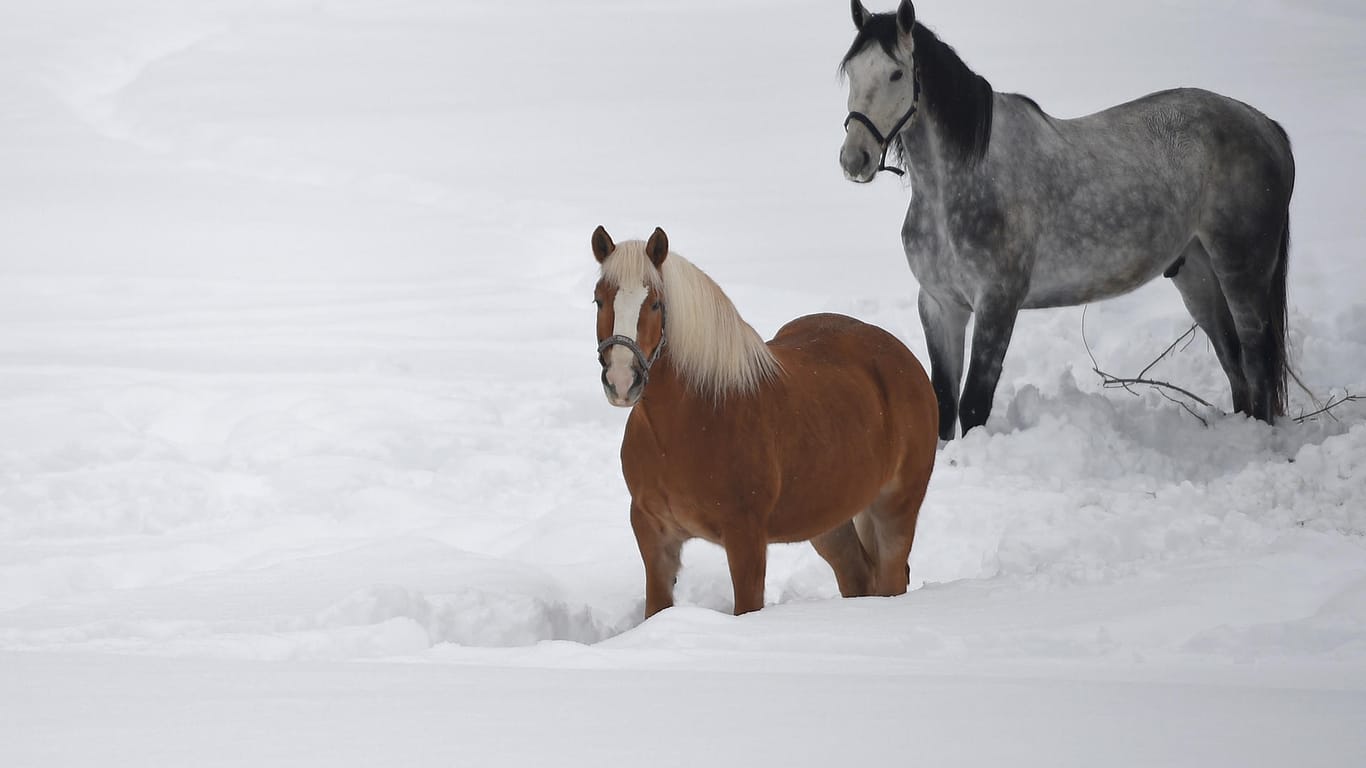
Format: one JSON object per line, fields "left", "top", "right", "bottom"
{"left": 1081, "top": 309, "right": 1214, "bottom": 423}
{"left": 1293, "top": 391, "right": 1364, "bottom": 424}
{"left": 1157, "top": 388, "right": 1209, "bottom": 427}
{"left": 1082, "top": 310, "right": 1361, "bottom": 427}
{"left": 1137, "top": 323, "right": 1199, "bottom": 381}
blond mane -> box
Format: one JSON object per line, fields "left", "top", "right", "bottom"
{"left": 601, "top": 241, "right": 780, "bottom": 400}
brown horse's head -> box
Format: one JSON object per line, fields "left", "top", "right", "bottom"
{"left": 591, "top": 225, "right": 669, "bottom": 408}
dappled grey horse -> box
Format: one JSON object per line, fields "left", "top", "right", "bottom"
{"left": 840, "top": 0, "right": 1295, "bottom": 440}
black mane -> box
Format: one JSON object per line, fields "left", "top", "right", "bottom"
{"left": 841, "top": 16, "right": 995, "bottom": 166}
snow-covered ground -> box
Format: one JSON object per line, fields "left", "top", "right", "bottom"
{"left": 2, "top": 1, "right": 1365, "bottom": 765}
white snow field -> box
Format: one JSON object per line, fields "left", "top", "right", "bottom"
{"left": 3, "top": 0, "right": 1365, "bottom": 765}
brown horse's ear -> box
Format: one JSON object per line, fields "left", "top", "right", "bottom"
{"left": 591, "top": 225, "right": 615, "bottom": 263}
{"left": 851, "top": 0, "right": 871, "bottom": 30}
{"left": 896, "top": 0, "right": 916, "bottom": 37}
{"left": 645, "top": 227, "right": 669, "bottom": 268}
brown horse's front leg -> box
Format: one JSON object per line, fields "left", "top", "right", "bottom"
{"left": 630, "top": 503, "right": 684, "bottom": 619}
{"left": 722, "top": 523, "right": 768, "bottom": 615}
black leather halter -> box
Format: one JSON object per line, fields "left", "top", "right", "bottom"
{"left": 843, "top": 65, "right": 921, "bottom": 178}
{"left": 597, "top": 300, "right": 667, "bottom": 385}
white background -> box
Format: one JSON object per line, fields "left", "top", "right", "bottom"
{"left": 2, "top": 1, "right": 1364, "bottom": 765}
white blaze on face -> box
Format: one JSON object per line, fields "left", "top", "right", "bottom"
{"left": 604, "top": 282, "right": 649, "bottom": 403}
{"left": 844, "top": 48, "right": 884, "bottom": 117}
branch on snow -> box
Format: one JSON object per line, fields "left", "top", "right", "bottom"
{"left": 1081, "top": 310, "right": 1362, "bottom": 427}
{"left": 1292, "top": 390, "right": 1364, "bottom": 424}
{"left": 1081, "top": 309, "right": 1213, "bottom": 426}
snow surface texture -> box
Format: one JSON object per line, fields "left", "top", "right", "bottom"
{"left": 2, "top": 1, "right": 1365, "bottom": 766}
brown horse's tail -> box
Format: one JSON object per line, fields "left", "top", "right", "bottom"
{"left": 1268, "top": 214, "right": 1290, "bottom": 418}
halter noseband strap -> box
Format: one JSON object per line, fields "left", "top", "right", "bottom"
{"left": 843, "top": 65, "right": 921, "bottom": 178}
{"left": 597, "top": 301, "right": 667, "bottom": 385}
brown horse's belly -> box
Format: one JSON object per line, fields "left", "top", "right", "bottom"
{"left": 623, "top": 417, "right": 890, "bottom": 546}
{"left": 766, "top": 480, "right": 885, "bottom": 543}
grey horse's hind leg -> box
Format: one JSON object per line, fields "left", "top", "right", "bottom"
{"left": 918, "top": 290, "right": 969, "bottom": 441}
{"left": 1170, "top": 239, "right": 1251, "bottom": 414}
{"left": 1200, "top": 225, "right": 1287, "bottom": 423}
{"left": 959, "top": 296, "right": 1021, "bottom": 435}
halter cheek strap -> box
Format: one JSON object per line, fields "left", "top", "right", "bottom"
{"left": 844, "top": 66, "right": 922, "bottom": 178}
{"left": 597, "top": 302, "right": 667, "bottom": 385}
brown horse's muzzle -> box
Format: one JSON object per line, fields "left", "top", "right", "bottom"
{"left": 601, "top": 360, "right": 644, "bottom": 407}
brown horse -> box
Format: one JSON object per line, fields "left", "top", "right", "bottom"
{"left": 590, "top": 226, "right": 938, "bottom": 617}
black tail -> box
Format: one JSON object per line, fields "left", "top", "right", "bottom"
{"left": 1268, "top": 215, "right": 1290, "bottom": 418}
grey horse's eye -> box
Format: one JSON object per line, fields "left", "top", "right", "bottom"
{"left": 890, "top": 70, "right": 904, "bottom": 82}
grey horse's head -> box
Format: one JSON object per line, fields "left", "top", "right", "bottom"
{"left": 840, "top": 0, "right": 918, "bottom": 183}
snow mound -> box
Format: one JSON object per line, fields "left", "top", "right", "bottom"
{"left": 913, "top": 375, "right": 1365, "bottom": 588}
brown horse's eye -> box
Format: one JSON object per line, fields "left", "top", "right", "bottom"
{"left": 890, "top": 69, "right": 904, "bottom": 82}
{"left": 593, "top": 298, "right": 603, "bottom": 308}
{"left": 651, "top": 302, "right": 661, "bottom": 311}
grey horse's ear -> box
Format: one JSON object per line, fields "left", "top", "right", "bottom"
{"left": 645, "top": 228, "right": 669, "bottom": 269}
{"left": 592, "top": 225, "right": 615, "bottom": 263}
{"left": 851, "top": 0, "right": 871, "bottom": 30}
{"left": 896, "top": 0, "right": 916, "bottom": 37}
